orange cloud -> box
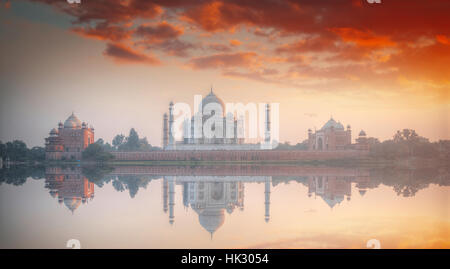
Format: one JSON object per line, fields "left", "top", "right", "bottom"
{"left": 436, "top": 35, "right": 450, "bottom": 45}
{"left": 135, "top": 21, "right": 184, "bottom": 44}
{"left": 29, "top": 0, "right": 450, "bottom": 95}
{"left": 229, "top": 39, "right": 241, "bottom": 46}
{"left": 188, "top": 52, "right": 258, "bottom": 69}
{"left": 331, "top": 27, "right": 396, "bottom": 48}
{"left": 72, "top": 23, "right": 132, "bottom": 42}
{"left": 103, "top": 43, "right": 161, "bottom": 65}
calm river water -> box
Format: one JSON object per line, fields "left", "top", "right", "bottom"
{"left": 0, "top": 165, "right": 448, "bottom": 248}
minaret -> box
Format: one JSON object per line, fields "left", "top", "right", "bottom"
{"left": 168, "top": 177, "right": 175, "bottom": 225}
{"left": 162, "top": 177, "right": 168, "bottom": 213}
{"left": 265, "top": 104, "right": 271, "bottom": 145}
{"left": 163, "top": 113, "right": 168, "bottom": 149}
{"left": 168, "top": 102, "right": 174, "bottom": 148}
{"left": 264, "top": 178, "right": 271, "bottom": 223}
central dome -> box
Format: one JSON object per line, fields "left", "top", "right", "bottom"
{"left": 202, "top": 90, "right": 225, "bottom": 113}
{"left": 321, "top": 118, "right": 344, "bottom": 131}
{"left": 64, "top": 113, "right": 82, "bottom": 129}
{"left": 198, "top": 208, "right": 225, "bottom": 236}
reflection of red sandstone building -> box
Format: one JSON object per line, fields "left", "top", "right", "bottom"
{"left": 307, "top": 117, "right": 369, "bottom": 151}
{"left": 45, "top": 166, "right": 94, "bottom": 213}
{"left": 307, "top": 176, "right": 352, "bottom": 208}
{"left": 307, "top": 172, "right": 371, "bottom": 208}
{"left": 45, "top": 113, "right": 94, "bottom": 160}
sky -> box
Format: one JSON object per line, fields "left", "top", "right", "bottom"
{"left": 0, "top": 0, "right": 449, "bottom": 147}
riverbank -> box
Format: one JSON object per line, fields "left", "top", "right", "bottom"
{"left": 26, "top": 157, "right": 444, "bottom": 169}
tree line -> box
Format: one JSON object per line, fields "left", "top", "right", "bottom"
{"left": 0, "top": 140, "right": 45, "bottom": 163}
{"left": 369, "top": 129, "right": 450, "bottom": 160}
{"left": 275, "top": 128, "right": 450, "bottom": 160}
{"left": 2, "top": 128, "right": 449, "bottom": 163}
{"left": 82, "top": 128, "right": 161, "bottom": 161}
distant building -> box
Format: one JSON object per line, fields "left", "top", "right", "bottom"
{"left": 45, "top": 113, "right": 94, "bottom": 160}
{"left": 355, "top": 130, "right": 369, "bottom": 150}
{"left": 307, "top": 117, "right": 352, "bottom": 151}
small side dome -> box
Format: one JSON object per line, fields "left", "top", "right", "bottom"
{"left": 359, "top": 130, "right": 367, "bottom": 137}
{"left": 347, "top": 124, "right": 351, "bottom": 129}
{"left": 50, "top": 128, "right": 59, "bottom": 136}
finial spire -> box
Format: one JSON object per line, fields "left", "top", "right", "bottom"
{"left": 210, "top": 85, "right": 213, "bottom": 94}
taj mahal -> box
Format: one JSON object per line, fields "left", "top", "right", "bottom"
{"left": 162, "top": 88, "right": 272, "bottom": 151}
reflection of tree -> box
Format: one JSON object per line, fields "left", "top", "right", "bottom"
{"left": 369, "top": 167, "right": 450, "bottom": 197}
{"left": 1, "top": 165, "right": 449, "bottom": 199}
{"left": 82, "top": 165, "right": 114, "bottom": 186}
{"left": 0, "top": 165, "right": 45, "bottom": 186}
{"left": 82, "top": 166, "right": 158, "bottom": 198}
{"left": 112, "top": 175, "right": 154, "bottom": 198}
{"left": 112, "top": 180, "right": 125, "bottom": 192}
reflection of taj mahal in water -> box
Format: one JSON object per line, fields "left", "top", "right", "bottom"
{"left": 159, "top": 171, "right": 371, "bottom": 236}
{"left": 43, "top": 166, "right": 371, "bottom": 237}
{"left": 161, "top": 176, "right": 269, "bottom": 237}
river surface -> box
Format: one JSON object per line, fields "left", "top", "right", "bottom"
{"left": 0, "top": 165, "right": 449, "bottom": 249}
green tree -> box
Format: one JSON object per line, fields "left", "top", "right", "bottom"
{"left": 29, "top": 147, "right": 45, "bottom": 161}
{"left": 82, "top": 143, "right": 114, "bottom": 162}
{"left": 127, "top": 128, "right": 140, "bottom": 151}
{"left": 112, "top": 134, "right": 125, "bottom": 150}
{"left": 95, "top": 138, "right": 113, "bottom": 151}
{"left": 5, "top": 140, "right": 29, "bottom": 162}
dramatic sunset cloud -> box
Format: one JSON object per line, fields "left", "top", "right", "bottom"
{"left": 135, "top": 22, "right": 183, "bottom": 43}
{"left": 188, "top": 52, "right": 259, "bottom": 69}
{"left": 72, "top": 22, "right": 133, "bottom": 42}
{"left": 104, "top": 43, "right": 161, "bottom": 65}
{"left": 1, "top": 0, "right": 449, "bottom": 147}
{"left": 24, "top": 0, "right": 449, "bottom": 96}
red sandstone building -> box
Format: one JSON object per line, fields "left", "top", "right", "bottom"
{"left": 307, "top": 117, "right": 369, "bottom": 151}
{"left": 45, "top": 113, "right": 94, "bottom": 161}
